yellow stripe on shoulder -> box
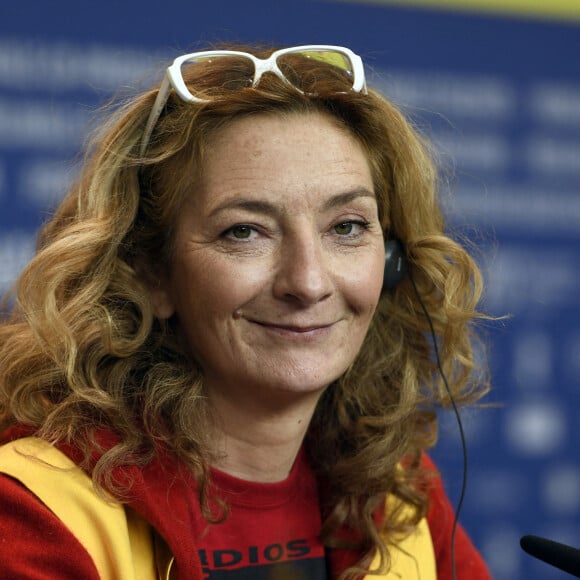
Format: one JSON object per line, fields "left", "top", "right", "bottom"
{"left": 0, "top": 437, "right": 158, "bottom": 580}
{"left": 366, "top": 497, "right": 436, "bottom": 579}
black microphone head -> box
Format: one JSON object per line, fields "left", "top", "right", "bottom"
{"left": 520, "top": 534, "right": 580, "bottom": 577}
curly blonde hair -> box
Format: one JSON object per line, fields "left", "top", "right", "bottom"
{"left": 0, "top": 45, "right": 489, "bottom": 578}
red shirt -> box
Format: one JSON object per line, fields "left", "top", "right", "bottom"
{"left": 0, "top": 441, "right": 490, "bottom": 579}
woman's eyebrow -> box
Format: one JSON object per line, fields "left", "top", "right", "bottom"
{"left": 208, "top": 188, "right": 376, "bottom": 218}
{"left": 209, "top": 199, "right": 278, "bottom": 218}
{"left": 321, "top": 188, "right": 376, "bottom": 211}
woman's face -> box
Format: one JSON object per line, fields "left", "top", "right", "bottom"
{"left": 153, "top": 112, "right": 385, "bottom": 404}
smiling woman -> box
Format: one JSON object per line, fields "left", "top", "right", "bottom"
{"left": 152, "top": 114, "right": 384, "bottom": 422}
{"left": 0, "top": 44, "right": 491, "bottom": 579}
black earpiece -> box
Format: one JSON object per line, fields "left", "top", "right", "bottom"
{"left": 383, "top": 239, "right": 408, "bottom": 292}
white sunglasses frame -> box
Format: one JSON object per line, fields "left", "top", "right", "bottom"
{"left": 140, "top": 44, "right": 367, "bottom": 156}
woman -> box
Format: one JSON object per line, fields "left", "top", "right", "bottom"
{"left": 0, "top": 44, "right": 491, "bottom": 579}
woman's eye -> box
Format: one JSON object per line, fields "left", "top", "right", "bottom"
{"left": 228, "top": 225, "right": 255, "bottom": 240}
{"left": 333, "top": 221, "right": 368, "bottom": 236}
{"left": 334, "top": 222, "right": 354, "bottom": 235}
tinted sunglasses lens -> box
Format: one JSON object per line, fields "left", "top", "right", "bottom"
{"left": 277, "top": 50, "right": 355, "bottom": 94}
{"left": 180, "top": 55, "right": 256, "bottom": 100}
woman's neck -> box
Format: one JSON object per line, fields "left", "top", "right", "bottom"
{"left": 206, "top": 387, "right": 321, "bottom": 483}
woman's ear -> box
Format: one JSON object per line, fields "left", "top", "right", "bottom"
{"left": 150, "top": 281, "right": 176, "bottom": 320}
{"left": 138, "top": 261, "right": 176, "bottom": 320}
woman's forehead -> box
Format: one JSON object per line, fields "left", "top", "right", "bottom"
{"left": 188, "top": 113, "right": 377, "bottom": 212}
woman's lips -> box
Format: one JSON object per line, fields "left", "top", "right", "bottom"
{"left": 250, "top": 320, "right": 336, "bottom": 340}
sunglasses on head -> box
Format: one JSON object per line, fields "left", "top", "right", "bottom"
{"left": 140, "top": 44, "right": 368, "bottom": 156}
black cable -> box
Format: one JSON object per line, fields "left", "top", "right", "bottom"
{"left": 409, "top": 273, "right": 468, "bottom": 580}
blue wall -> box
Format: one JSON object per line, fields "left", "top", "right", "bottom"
{"left": 1, "top": 1, "right": 580, "bottom": 577}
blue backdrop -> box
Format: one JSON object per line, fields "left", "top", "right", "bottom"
{"left": 1, "top": 1, "right": 579, "bottom": 578}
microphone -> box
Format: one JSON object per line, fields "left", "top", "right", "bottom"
{"left": 520, "top": 535, "right": 580, "bottom": 577}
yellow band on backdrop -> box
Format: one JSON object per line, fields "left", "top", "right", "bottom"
{"left": 330, "top": 0, "right": 580, "bottom": 22}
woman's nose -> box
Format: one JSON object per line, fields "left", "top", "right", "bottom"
{"left": 272, "top": 236, "right": 334, "bottom": 305}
